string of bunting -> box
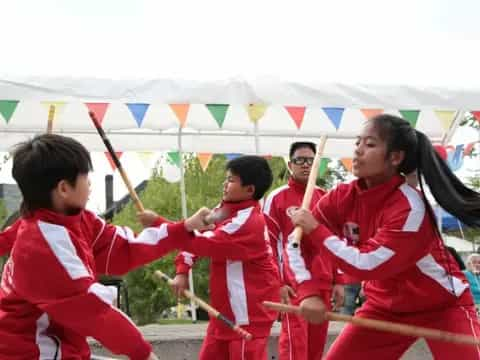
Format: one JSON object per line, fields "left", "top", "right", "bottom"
{"left": 0, "top": 101, "right": 478, "bottom": 174}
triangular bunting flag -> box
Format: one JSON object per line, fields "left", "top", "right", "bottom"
{"left": 399, "top": 110, "right": 420, "bottom": 128}
{"left": 197, "top": 153, "right": 213, "bottom": 172}
{"left": 464, "top": 142, "right": 478, "bottom": 156}
{"left": 472, "top": 111, "right": 480, "bottom": 125}
{"left": 340, "top": 158, "right": 353, "bottom": 172}
{"left": 169, "top": 104, "right": 190, "bottom": 128}
{"left": 285, "top": 106, "right": 306, "bottom": 129}
{"left": 247, "top": 104, "right": 268, "bottom": 123}
{"left": 137, "top": 151, "right": 155, "bottom": 169}
{"left": 127, "top": 103, "right": 150, "bottom": 127}
{"left": 322, "top": 108, "right": 344, "bottom": 130}
{"left": 434, "top": 110, "right": 456, "bottom": 131}
{"left": 85, "top": 103, "right": 110, "bottom": 125}
{"left": 225, "top": 153, "right": 242, "bottom": 161}
{"left": 360, "top": 108, "right": 383, "bottom": 120}
{"left": 167, "top": 151, "right": 181, "bottom": 167}
{"left": 447, "top": 144, "right": 464, "bottom": 171}
{"left": 206, "top": 104, "right": 229, "bottom": 128}
{"left": 0, "top": 100, "right": 19, "bottom": 123}
{"left": 318, "top": 158, "right": 331, "bottom": 177}
{"left": 105, "top": 152, "right": 123, "bottom": 171}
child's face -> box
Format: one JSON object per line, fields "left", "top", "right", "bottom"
{"left": 222, "top": 170, "right": 254, "bottom": 202}
{"left": 353, "top": 122, "right": 403, "bottom": 187}
{"left": 61, "top": 173, "right": 91, "bottom": 214}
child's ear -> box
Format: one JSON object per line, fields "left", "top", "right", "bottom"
{"left": 56, "top": 180, "right": 70, "bottom": 198}
{"left": 246, "top": 184, "right": 255, "bottom": 196}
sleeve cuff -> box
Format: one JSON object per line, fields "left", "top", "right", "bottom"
{"left": 297, "top": 279, "right": 326, "bottom": 302}
{"left": 128, "top": 341, "right": 152, "bottom": 360}
{"left": 304, "top": 223, "right": 333, "bottom": 244}
{"left": 167, "top": 221, "right": 193, "bottom": 243}
{"left": 152, "top": 216, "right": 170, "bottom": 227}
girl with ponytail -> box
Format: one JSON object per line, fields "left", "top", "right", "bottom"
{"left": 290, "top": 114, "right": 480, "bottom": 359}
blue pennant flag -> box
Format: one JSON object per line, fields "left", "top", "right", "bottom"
{"left": 322, "top": 107, "right": 344, "bottom": 130}
{"left": 126, "top": 103, "right": 150, "bottom": 127}
{"left": 225, "top": 153, "right": 242, "bottom": 161}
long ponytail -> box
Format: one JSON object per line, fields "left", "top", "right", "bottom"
{"left": 415, "top": 131, "right": 480, "bottom": 227}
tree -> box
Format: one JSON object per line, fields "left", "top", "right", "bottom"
{"left": 112, "top": 154, "right": 346, "bottom": 324}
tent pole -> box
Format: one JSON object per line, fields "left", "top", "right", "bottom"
{"left": 177, "top": 127, "right": 197, "bottom": 323}
{"left": 254, "top": 121, "right": 260, "bottom": 155}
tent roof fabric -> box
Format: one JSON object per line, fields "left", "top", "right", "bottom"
{"left": 0, "top": 77, "right": 474, "bottom": 155}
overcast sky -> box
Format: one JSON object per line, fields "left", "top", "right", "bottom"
{"left": 1, "top": 0, "right": 480, "bottom": 86}
{"left": 0, "top": 0, "right": 479, "bottom": 212}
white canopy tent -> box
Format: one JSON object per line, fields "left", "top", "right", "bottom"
{"left": 1, "top": 77, "right": 478, "bottom": 323}
{"left": 0, "top": 77, "right": 476, "bottom": 156}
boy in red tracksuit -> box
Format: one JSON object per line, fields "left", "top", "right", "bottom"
{"left": 291, "top": 114, "right": 480, "bottom": 359}
{"left": 159, "top": 156, "right": 281, "bottom": 360}
{"left": 0, "top": 134, "right": 187, "bottom": 360}
{"left": 263, "top": 141, "right": 344, "bottom": 360}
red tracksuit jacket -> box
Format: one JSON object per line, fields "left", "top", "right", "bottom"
{"left": 297, "top": 175, "right": 473, "bottom": 312}
{"left": 0, "top": 208, "right": 178, "bottom": 359}
{"left": 172, "top": 199, "right": 281, "bottom": 340}
{"left": 263, "top": 178, "right": 343, "bottom": 292}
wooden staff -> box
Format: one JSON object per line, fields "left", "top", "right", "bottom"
{"left": 155, "top": 270, "right": 252, "bottom": 341}
{"left": 291, "top": 135, "right": 327, "bottom": 248}
{"left": 47, "top": 104, "right": 56, "bottom": 134}
{"left": 88, "top": 110, "right": 144, "bottom": 212}
{"left": 263, "top": 301, "right": 480, "bottom": 346}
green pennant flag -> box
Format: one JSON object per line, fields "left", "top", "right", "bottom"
{"left": 167, "top": 151, "right": 181, "bottom": 167}
{"left": 399, "top": 110, "right": 420, "bottom": 128}
{"left": 0, "top": 100, "right": 19, "bottom": 123}
{"left": 206, "top": 104, "right": 229, "bottom": 128}
{"left": 318, "top": 158, "right": 330, "bottom": 177}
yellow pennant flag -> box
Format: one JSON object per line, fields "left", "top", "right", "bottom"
{"left": 197, "top": 153, "right": 213, "bottom": 172}
{"left": 247, "top": 104, "right": 268, "bottom": 123}
{"left": 434, "top": 110, "right": 456, "bottom": 131}
{"left": 137, "top": 151, "right": 155, "bottom": 169}
{"left": 169, "top": 104, "right": 190, "bottom": 128}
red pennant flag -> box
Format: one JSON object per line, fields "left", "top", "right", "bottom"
{"left": 464, "top": 142, "right": 478, "bottom": 156}
{"left": 360, "top": 109, "right": 383, "bottom": 120}
{"left": 285, "top": 106, "right": 306, "bottom": 129}
{"left": 472, "top": 111, "right": 480, "bottom": 125}
{"left": 85, "top": 103, "right": 110, "bottom": 125}
{"left": 105, "top": 152, "right": 123, "bottom": 171}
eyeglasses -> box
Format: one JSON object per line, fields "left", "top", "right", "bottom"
{"left": 291, "top": 157, "right": 314, "bottom": 165}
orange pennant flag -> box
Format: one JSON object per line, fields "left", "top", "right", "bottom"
{"left": 85, "top": 103, "right": 110, "bottom": 125}
{"left": 105, "top": 152, "right": 123, "bottom": 171}
{"left": 340, "top": 158, "right": 353, "bottom": 172}
{"left": 169, "top": 104, "right": 190, "bottom": 128}
{"left": 285, "top": 106, "right": 306, "bottom": 129}
{"left": 197, "top": 153, "right": 213, "bottom": 172}
{"left": 360, "top": 109, "right": 383, "bottom": 120}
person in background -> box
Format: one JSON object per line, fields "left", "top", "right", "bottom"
{"left": 464, "top": 253, "right": 480, "bottom": 312}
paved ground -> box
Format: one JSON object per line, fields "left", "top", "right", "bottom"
{"left": 90, "top": 321, "right": 433, "bottom": 359}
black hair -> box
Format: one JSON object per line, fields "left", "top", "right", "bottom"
{"left": 12, "top": 134, "right": 93, "bottom": 215}
{"left": 289, "top": 142, "right": 316, "bottom": 159}
{"left": 371, "top": 114, "right": 480, "bottom": 228}
{"left": 226, "top": 155, "right": 273, "bottom": 200}
{"left": 446, "top": 246, "right": 466, "bottom": 271}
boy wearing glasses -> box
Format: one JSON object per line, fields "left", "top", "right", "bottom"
{"left": 263, "top": 142, "right": 344, "bottom": 360}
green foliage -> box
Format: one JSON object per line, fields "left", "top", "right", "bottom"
{"left": 112, "top": 154, "right": 346, "bottom": 324}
